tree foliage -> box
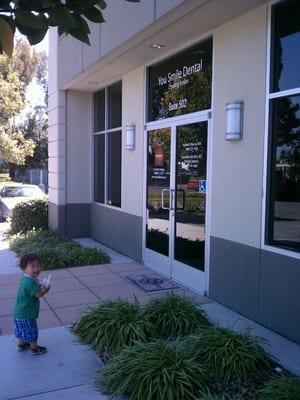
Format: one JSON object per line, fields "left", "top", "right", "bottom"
{"left": 0, "top": 39, "right": 41, "bottom": 165}
{"left": 0, "top": 0, "right": 140, "bottom": 57}
{"left": 19, "top": 106, "right": 48, "bottom": 169}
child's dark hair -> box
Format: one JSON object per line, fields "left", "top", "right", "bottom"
{"left": 20, "top": 253, "right": 41, "bottom": 270}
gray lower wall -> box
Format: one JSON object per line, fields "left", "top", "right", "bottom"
{"left": 65, "top": 203, "right": 91, "bottom": 238}
{"left": 49, "top": 203, "right": 91, "bottom": 238}
{"left": 209, "top": 236, "right": 300, "bottom": 344}
{"left": 49, "top": 202, "right": 65, "bottom": 235}
{"left": 91, "top": 203, "right": 143, "bottom": 261}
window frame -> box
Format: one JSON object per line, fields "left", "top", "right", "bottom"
{"left": 93, "top": 81, "right": 122, "bottom": 209}
{"left": 262, "top": 0, "right": 300, "bottom": 259}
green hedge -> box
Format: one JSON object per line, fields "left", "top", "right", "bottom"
{"left": 10, "top": 229, "right": 110, "bottom": 269}
{"left": 10, "top": 199, "right": 48, "bottom": 234}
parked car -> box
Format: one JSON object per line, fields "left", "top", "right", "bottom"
{"left": 0, "top": 184, "right": 47, "bottom": 221}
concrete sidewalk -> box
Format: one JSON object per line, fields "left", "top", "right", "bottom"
{"left": 0, "top": 327, "right": 106, "bottom": 400}
{"left": 0, "top": 262, "right": 208, "bottom": 335}
{"left": 0, "top": 223, "right": 19, "bottom": 275}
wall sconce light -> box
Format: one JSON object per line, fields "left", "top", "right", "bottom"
{"left": 226, "top": 101, "right": 244, "bottom": 141}
{"left": 126, "top": 125, "right": 135, "bottom": 150}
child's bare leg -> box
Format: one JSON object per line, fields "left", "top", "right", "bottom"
{"left": 30, "top": 341, "right": 37, "bottom": 350}
{"left": 30, "top": 341, "right": 47, "bottom": 355}
{"left": 18, "top": 339, "right": 30, "bottom": 351}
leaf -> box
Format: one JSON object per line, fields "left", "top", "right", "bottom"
{"left": 71, "top": 14, "right": 90, "bottom": 34}
{"left": 15, "top": 10, "right": 47, "bottom": 30}
{"left": 68, "top": 28, "right": 90, "bottom": 46}
{"left": 15, "top": 22, "right": 47, "bottom": 45}
{"left": 66, "top": 0, "right": 101, "bottom": 13}
{"left": 18, "top": 0, "right": 52, "bottom": 9}
{"left": 83, "top": 6, "right": 105, "bottom": 23}
{"left": 48, "top": 7, "right": 77, "bottom": 30}
{"left": 98, "top": 1, "right": 107, "bottom": 10}
{"left": 0, "top": 0, "right": 11, "bottom": 11}
{"left": 0, "top": 16, "right": 14, "bottom": 57}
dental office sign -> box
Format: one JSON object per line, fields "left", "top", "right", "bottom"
{"left": 148, "top": 38, "right": 212, "bottom": 121}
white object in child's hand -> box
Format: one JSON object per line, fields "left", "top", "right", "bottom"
{"left": 41, "top": 274, "right": 52, "bottom": 288}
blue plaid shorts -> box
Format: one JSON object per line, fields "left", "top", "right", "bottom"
{"left": 14, "top": 319, "right": 38, "bottom": 343}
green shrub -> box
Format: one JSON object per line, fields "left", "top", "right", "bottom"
{"left": 185, "top": 327, "right": 270, "bottom": 384}
{"left": 257, "top": 376, "right": 300, "bottom": 400}
{"left": 197, "top": 394, "right": 245, "bottom": 400}
{"left": 100, "top": 340, "right": 209, "bottom": 400}
{"left": 73, "top": 299, "right": 155, "bottom": 353}
{"left": 10, "top": 199, "right": 48, "bottom": 234}
{"left": 10, "top": 229, "right": 67, "bottom": 253}
{"left": 143, "top": 292, "right": 209, "bottom": 339}
{"left": 9, "top": 229, "right": 110, "bottom": 269}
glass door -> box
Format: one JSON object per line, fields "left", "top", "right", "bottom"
{"left": 144, "top": 119, "right": 209, "bottom": 292}
{"left": 145, "top": 128, "right": 172, "bottom": 275}
{"left": 172, "top": 121, "right": 208, "bottom": 292}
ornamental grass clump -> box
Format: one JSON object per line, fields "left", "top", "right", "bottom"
{"left": 185, "top": 327, "right": 270, "bottom": 384}
{"left": 257, "top": 376, "right": 300, "bottom": 400}
{"left": 143, "top": 292, "right": 209, "bottom": 339}
{"left": 9, "top": 229, "right": 110, "bottom": 269}
{"left": 197, "top": 394, "right": 245, "bottom": 400}
{"left": 100, "top": 340, "right": 209, "bottom": 400}
{"left": 73, "top": 299, "right": 155, "bottom": 353}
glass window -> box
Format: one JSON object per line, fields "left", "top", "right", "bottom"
{"left": 271, "top": 0, "right": 300, "bottom": 92}
{"left": 267, "top": 0, "right": 300, "bottom": 253}
{"left": 267, "top": 95, "right": 300, "bottom": 250}
{"left": 108, "top": 82, "right": 122, "bottom": 129}
{"left": 108, "top": 131, "right": 122, "bottom": 207}
{"left": 93, "top": 82, "right": 122, "bottom": 207}
{"left": 147, "top": 38, "right": 212, "bottom": 121}
{"left": 94, "top": 89, "right": 105, "bottom": 132}
{"left": 94, "top": 135, "right": 105, "bottom": 203}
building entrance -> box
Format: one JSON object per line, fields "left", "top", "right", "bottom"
{"left": 144, "top": 114, "right": 210, "bottom": 293}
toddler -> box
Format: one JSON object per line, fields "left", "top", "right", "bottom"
{"left": 13, "top": 253, "right": 51, "bottom": 355}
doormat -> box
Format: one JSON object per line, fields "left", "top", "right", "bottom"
{"left": 126, "top": 274, "right": 180, "bottom": 292}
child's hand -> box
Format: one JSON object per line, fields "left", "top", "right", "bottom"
{"left": 35, "top": 285, "right": 50, "bottom": 298}
{"left": 43, "top": 286, "right": 50, "bottom": 294}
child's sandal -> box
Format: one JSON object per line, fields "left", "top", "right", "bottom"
{"left": 31, "top": 345, "right": 47, "bottom": 355}
{"left": 18, "top": 343, "right": 30, "bottom": 352}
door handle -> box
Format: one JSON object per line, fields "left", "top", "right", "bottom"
{"left": 161, "top": 189, "right": 170, "bottom": 210}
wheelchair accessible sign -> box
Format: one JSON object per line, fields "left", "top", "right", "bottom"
{"left": 199, "top": 180, "right": 206, "bottom": 194}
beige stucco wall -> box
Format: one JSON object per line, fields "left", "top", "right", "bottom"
{"left": 210, "top": 4, "right": 268, "bottom": 248}
{"left": 65, "top": 91, "right": 93, "bottom": 204}
{"left": 121, "top": 66, "right": 145, "bottom": 217}
{"left": 56, "top": 0, "right": 185, "bottom": 87}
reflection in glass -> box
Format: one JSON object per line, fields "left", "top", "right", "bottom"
{"left": 94, "top": 134, "right": 105, "bottom": 203}
{"left": 146, "top": 128, "right": 171, "bottom": 256}
{"left": 108, "top": 81, "right": 122, "bottom": 129}
{"left": 148, "top": 38, "right": 212, "bottom": 121}
{"left": 94, "top": 90, "right": 105, "bottom": 132}
{"left": 272, "top": 0, "right": 300, "bottom": 92}
{"left": 108, "top": 131, "right": 122, "bottom": 207}
{"left": 268, "top": 95, "right": 300, "bottom": 250}
{"left": 175, "top": 122, "right": 207, "bottom": 270}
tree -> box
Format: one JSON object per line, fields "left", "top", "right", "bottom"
{"left": 19, "top": 105, "right": 48, "bottom": 169}
{"left": 0, "top": 0, "right": 140, "bottom": 57}
{"left": 0, "top": 39, "right": 41, "bottom": 165}
{"left": 35, "top": 50, "right": 48, "bottom": 105}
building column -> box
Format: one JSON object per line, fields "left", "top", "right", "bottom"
{"left": 48, "top": 28, "right": 66, "bottom": 234}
